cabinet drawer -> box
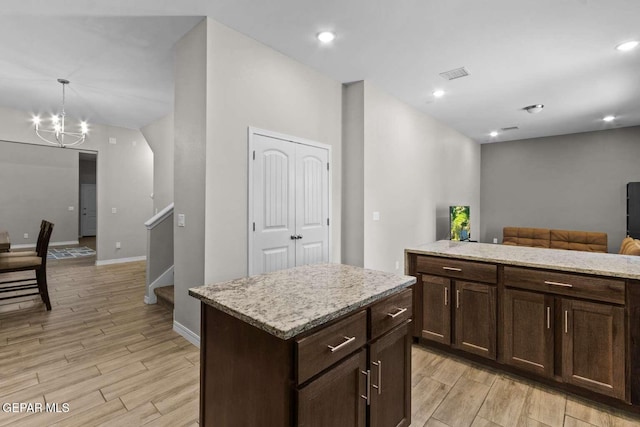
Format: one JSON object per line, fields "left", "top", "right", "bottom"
{"left": 416, "top": 256, "right": 497, "bottom": 284}
{"left": 296, "top": 310, "right": 367, "bottom": 384}
{"left": 504, "top": 266, "right": 625, "bottom": 305}
{"left": 370, "top": 288, "right": 413, "bottom": 340}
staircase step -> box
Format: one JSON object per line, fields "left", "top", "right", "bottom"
{"left": 154, "top": 285, "right": 174, "bottom": 312}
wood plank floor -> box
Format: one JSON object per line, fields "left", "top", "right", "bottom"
{"left": 2, "top": 258, "right": 640, "bottom": 426}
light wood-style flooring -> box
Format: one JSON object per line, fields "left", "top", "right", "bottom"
{"left": 2, "top": 258, "right": 640, "bottom": 426}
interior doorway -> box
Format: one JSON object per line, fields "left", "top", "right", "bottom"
{"left": 79, "top": 153, "right": 97, "bottom": 243}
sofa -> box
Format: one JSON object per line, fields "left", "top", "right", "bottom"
{"left": 502, "top": 227, "right": 608, "bottom": 253}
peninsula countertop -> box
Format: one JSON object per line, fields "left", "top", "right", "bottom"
{"left": 406, "top": 240, "right": 640, "bottom": 280}
{"left": 189, "top": 263, "right": 416, "bottom": 340}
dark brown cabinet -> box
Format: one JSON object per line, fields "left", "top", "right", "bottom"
{"left": 417, "top": 258, "right": 497, "bottom": 361}
{"left": 503, "top": 288, "right": 554, "bottom": 377}
{"left": 421, "top": 274, "right": 451, "bottom": 345}
{"left": 369, "top": 323, "right": 411, "bottom": 427}
{"left": 562, "top": 299, "right": 625, "bottom": 400}
{"left": 298, "top": 349, "right": 367, "bottom": 427}
{"left": 453, "top": 281, "right": 496, "bottom": 359}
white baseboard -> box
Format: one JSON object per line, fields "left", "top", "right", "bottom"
{"left": 13, "top": 240, "right": 79, "bottom": 250}
{"left": 95, "top": 255, "right": 147, "bottom": 266}
{"left": 173, "top": 320, "right": 200, "bottom": 348}
{"left": 145, "top": 265, "right": 174, "bottom": 304}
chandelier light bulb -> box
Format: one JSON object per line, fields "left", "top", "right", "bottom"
{"left": 51, "top": 114, "right": 60, "bottom": 124}
{"left": 80, "top": 121, "right": 89, "bottom": 134}
{"left": 32, "top": 115, "right": 41, "bottom": 126}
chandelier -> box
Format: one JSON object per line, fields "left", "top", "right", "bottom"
{"left": 32, "top": 79, "right": 88, "bottom": 148}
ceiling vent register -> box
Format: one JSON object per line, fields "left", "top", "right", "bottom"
{"left": 500, "top": 126, "right": 519, "bottom": 131}
{"left": 439, "top": 67, "right": 470, "bottom": 80}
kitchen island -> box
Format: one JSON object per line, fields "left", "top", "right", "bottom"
{"left": 405, "top": 240, "right": 640, "bottom": 407}
{"left": 189, "top": 263, "right": 416, "bottom": 426}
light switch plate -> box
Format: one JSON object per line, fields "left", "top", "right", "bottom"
{"left": 115, "top": 242, "right": 121, "bottom": 249}
{"left": 112, "top": 208, "right": 117, "bottom": 214}
{"left": 24, "top": 233, "right": 28, "bottom": 239}
{"left": 109, "top": 137, "right": 117, "bottom": 145}
{"left": 373, "top": 211, "right": 380, "bottom": 221}
{"left": 178, "top": 214, "right": 186, "bottom": 227}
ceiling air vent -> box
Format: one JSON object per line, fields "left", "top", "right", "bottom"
{"left": 500, "top": 126, "right": 519, "bottom": 131}
{"left": 439, "top": 67, "right": 470, "bottom": 80}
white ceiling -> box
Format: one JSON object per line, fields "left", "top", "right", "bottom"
{"left": 1, "top": 1, "right": 639, "bottom": 142}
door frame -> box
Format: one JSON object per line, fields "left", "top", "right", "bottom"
{"left": 247, "top": 127, "right": 332, "bottom": 276}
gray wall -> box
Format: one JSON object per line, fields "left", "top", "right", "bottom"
{"left": 173, "top": 19, "right": 207, "bottom": 336}
{"left": 141, "top": 113, "right": 174, "bottom": 213}
{"left": 480, "top": 126, "right": 640, "bottom": 252}
{"left": 0, "top": 141, "right": 79, "bottom": 246}
{"left": 343, "top": 81, "right": 481, "bottom": 273}
{"left": 342, "top": 82, "right": 365, "bottom": 267}
{"left": 0, "top": 105, "right": 153, "bottom": 262}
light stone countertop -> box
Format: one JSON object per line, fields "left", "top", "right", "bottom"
{"left": 189, "top": 263, "right": 416, "bottom": 340}
{"left": 406, "top": 240, "right": 640, "bottom": 280}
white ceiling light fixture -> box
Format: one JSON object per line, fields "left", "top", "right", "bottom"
{"left": 489, "top": 131, "right": 498, "bottom": 137}
{"left": 603, "top": 115, "right": 616, "bottom": 122}
{"left": 32, "top": 79, "right": 88, "bottom": 148}
{"left": 433, "top": 89, "right": 445, "bottom": 98}
{"left": 317, "top": 31, "right": 335, "bottom": 43}
{"left": 524, "top": 104, "right": 544, "bottom": 114}
{"left": 616, "top": 41, "right": 639, "bottom": 51}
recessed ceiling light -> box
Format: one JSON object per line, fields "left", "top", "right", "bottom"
{"left": 524, "top": 104, "right": 544, "bottom": 114}
{"left": 603, "top": 115, "right": 616, "bottom": 122}
{"left": 489, "top": 131, "right": 498, "bottom": 137}
{"left": 433, "top": 89, "right": 445, "bottom": 98}
{"left": 317, "top": 31, "right": 336, "bottom": 43}
{"left": 616, "top": 41, "right": 639, "bottom": 51}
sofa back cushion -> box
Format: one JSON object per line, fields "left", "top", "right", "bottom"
{"left": 620, "top": 237, "right": 640, "bottom": 256}
{"left": 503, "top": 227, "right": 550, "bottom": 248}
{"left": 549, "top": 229, "right": 607, "bottom": 253}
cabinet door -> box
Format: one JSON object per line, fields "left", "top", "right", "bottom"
{"left": 562, "top": 299, "right": 625, "bottom": 400}
{"left": 369, "top": 323, "right": 411, "bottom": 427}
{"left": 503, "top": 289, "right": 554, "bottom": 377}
{"left": 453, "top": 281, "right": 497, "bottom": 360}
{"left": 298, "top": 349, "right": 367, "bottom": 427}
{"left": 421, "top": 275, "right": 451, "bottom": 345}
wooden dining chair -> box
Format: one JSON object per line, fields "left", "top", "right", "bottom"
{"left": 0, "top": 220, "right": 54, "bottom": 310}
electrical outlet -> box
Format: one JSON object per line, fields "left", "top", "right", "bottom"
{"left": 24, "top": 233, "right": 28, "bottom": 239}
{"left": 109, "top": 137, "right": 117, "bottom": 145}
{"left": 68, "top": 206, "right": 74, "bottom": 211}
{"left": 395, "top": 260, "right": 400, "bottom": 270}
{"left": 373, "top": 211, "right": 380, "bottom": 221}
{"left": 493, "top": 237, "right": 498, "bottom": 244}
{"left": 112, "top": 207, "right": 117, "bottom": 214}
{"left": 115, "top": 242, "right": 121, "bottom": 249}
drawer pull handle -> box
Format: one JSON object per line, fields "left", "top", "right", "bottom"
{"left": 544, "top": 280, "right": 573, "bottom": 288}
{"left": 372, "top": 360, "right": 382, "bottom": 395}
{"left": 444, "top": 287, "right": 448, "bottom": 306}
{"left": 443, "top": 266, "right": 462, "bottom": 272}
{"left": 360, "top": 369, "right": 371, "bottom": 405}
{"left": 564, "top": 310, "right": 569, "bottom": 334}
{"left": 456, "top": 290, "right": 460, "bottom": 309}
{"left": 546, "top": 306, "right": 550, "bottom": 329}
{"left": 327, "top": 336, "right": 356, "bottom": 352}
{"left": 386, "top": 307, "right": 408, "bottom": 318}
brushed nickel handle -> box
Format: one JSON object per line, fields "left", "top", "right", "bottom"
{"left": 546, "top": 307, "right": 550, "bottom": 329}
{"left": 290, "top": 235, "right": 297, "bottom": 240}
{"left": 372, "top": 360, "right": 382, "bottom": 395}
{"left": 564, "top": 310, "right": 568, "bottom": 334}
{"left": 360, "top": 369, "right": 371, "bottom": 405}
{"left": 545, "top": 280, "right": 573, "bottom": 288}
{"left": 443, "top": 266, "right": 462, "bottom": 272}
{"left": 297, "top": 234, "right": 303, "bottom": 239}
{"left": 444, "top": 287, "right": 448, "bottom": 306}
{"left": 386, "top": 307, "right": 408, "bottom": 318}
{"left": 456, "top": 290, "right": 460, "bottom": 309}
{"left": 327, "top": 336, "right": 356, "bottom": 352}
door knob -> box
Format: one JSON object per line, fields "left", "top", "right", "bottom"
{"left": 297, "top": 234, "right": 303, "bottom": 240}
{"left": 290, "top": 235, "right": 297, "bottom": 240}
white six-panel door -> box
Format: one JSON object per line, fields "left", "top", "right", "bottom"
{"left": 250, "top": 130, "right": 330, "bottom": 275}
